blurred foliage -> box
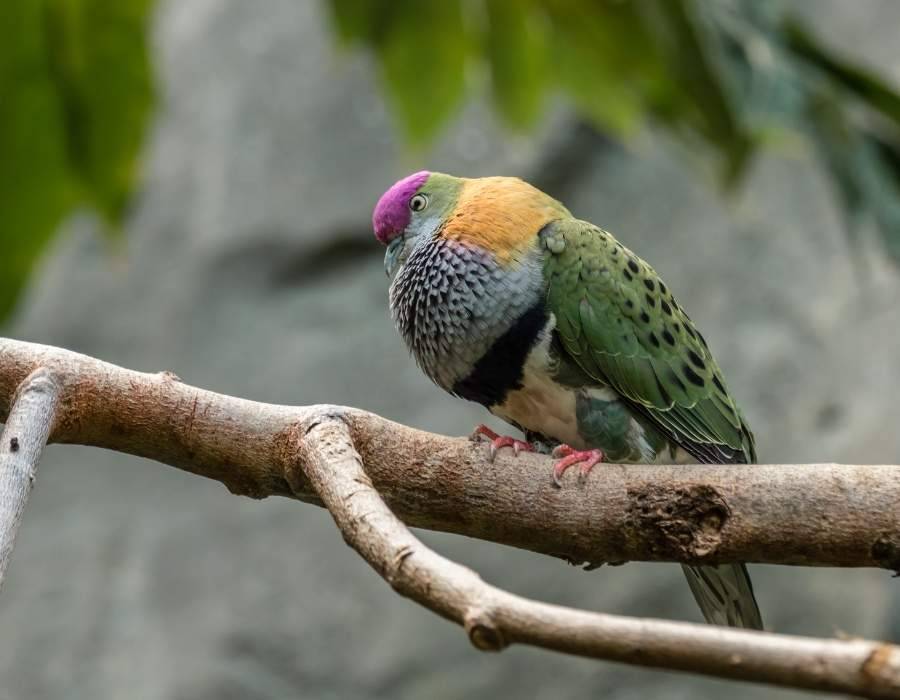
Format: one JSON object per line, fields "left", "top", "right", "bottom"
{"left": 3, "top": 0, "right": 900, "bottom": 323}
{"left": 328, "top": 0, "right": 900, "bottom": 260}
{"left": 0, "top": 0, "right": 154, "bottom": 321}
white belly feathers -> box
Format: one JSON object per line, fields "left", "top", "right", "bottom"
{"left": 491, "top": 315, "right": 597, "bottom": 449}
{"left": 488, "top": 314, "right": 694, "bottom": 464}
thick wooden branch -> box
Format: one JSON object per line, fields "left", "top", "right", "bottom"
{"left": 2, "top": 337, "right": 900, "bottom": 697}
{"left": 0, "top": 367, "right": 59, "bottom": 588}
{"left": 0, "top": 338, "right": 897, "bottom": 570}
{"left": 297, "top": 416, "right": 900, "bottom": 699}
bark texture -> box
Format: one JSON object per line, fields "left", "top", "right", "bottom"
{"left": 2, "top": 337, "right": 900, "bottom": 698}
{"left": 298, "top": 416, "right": 900, "bottom": 699}
{"left": 0, "top": 338, "right": 897, "bottom": 570}
{"left": 0, "top": 367, "right": 59, "bottom": 588}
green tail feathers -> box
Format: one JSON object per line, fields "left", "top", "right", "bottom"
{"left": 682, "top": 564, "right": 763, "bottom": 630}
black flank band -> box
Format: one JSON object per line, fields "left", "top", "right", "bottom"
{"left": 452, "top": 301, "right": 548, "bottom": 407}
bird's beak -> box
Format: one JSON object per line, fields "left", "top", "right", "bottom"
{"left": 384, "top": 236, "right": 405, "bottom": 278}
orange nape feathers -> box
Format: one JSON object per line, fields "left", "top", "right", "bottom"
{"left": 440, "top": 177, "right": 569, "bottom": 261}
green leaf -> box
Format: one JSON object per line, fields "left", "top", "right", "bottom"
{"left": 642, "top": 0, "right": 753, "bottom": 185}
{"left": 376, "top": 1, "right": 468, "bottom": 145}
{"left": 0, "top": 2, "right": 75, "bottom": 320}
{"left": 805, "top": 94, "right": 865, "bottom": 231}
{"left": 0, "top": 0, "right": 154, "bottom": 321}
{"left": 44, "top": 0, "right": 155, "bottom": 226}
{"left": 861, "top": 132, "right": 900, "bottom": 262}
{"left": 784, "top": 19, "right": 900, "bottom": 126}
{"left": 484, "top": 0, "right": 547, "bottom": 129}
{"left": 326, "top": 0, "right": 384, "bottom": 44}
{"left": 545, "top": 0, "right": 668, "bottom": 137}
{"left": 805, "top": 94, "right": 900, "bottom": 264}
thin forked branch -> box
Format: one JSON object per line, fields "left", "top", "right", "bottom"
{"left": 297, "top": 415, "right": 900, "bottom": 700}
{"left": 0, "top": 367, "right": 60, "bottom": 588}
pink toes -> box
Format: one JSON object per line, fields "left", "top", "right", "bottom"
{"left": 470, "top": 428, "right": 604, "bottom": 482}
{"left": 471, "top": 424, "right": 534, "bottom": 461}
{"left": 551, "top": 445, "right": 605, "bottom": 487}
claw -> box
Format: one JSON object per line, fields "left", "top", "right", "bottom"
{"left": 471, "top": 423, "right": 501, "bottom": 443}
{"left": 471, "top": 424, "right": 534, "bottom": 462}
{"left": 551, "top": 445, "right": 605, "bottom": 487}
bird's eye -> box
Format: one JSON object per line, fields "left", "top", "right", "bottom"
{"left": 409, "top": 193, "right": 428, "bottom": 212}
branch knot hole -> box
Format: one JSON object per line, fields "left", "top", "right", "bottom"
{"left": 464, "top": 608, "right": 505, "bottom": 652}
{"left": 626, "top": 484, "right": 730, "bottom": 560}
{"left": 862, "top": 644, "right": 900, "bottom": 686}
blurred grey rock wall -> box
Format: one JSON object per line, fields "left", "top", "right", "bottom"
{"left": 2, "top": 1, "right": 899, "bottom": 698}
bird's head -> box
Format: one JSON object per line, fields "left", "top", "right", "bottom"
{"left": 373, "top": 170, "right": 462, "bottom": 277}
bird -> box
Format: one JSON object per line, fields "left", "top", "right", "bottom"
{"left": 372, "top": 170, "right": 762, "bottom": 630}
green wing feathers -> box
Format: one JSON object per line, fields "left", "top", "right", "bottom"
{"left": 541, "top": 219, "right": 763, "bottom": 631}
{"left": 541, "top": 219, "right": 756, "bottom": 465}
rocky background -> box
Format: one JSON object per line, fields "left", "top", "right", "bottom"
{"left": 2, "top": 1, "right": 899, "bottom": 698}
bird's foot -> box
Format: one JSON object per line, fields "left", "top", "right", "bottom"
{"left": 551, "top": 445, "right": 605, "bottom": 487}
{"left": 470, "top": 424, "right": 534, "bottom": 462}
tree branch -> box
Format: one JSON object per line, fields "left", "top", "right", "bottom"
{"left": 297, "top": 415, "right": 900, "bottom": 699}
{"left": 0, "top": 367, "right": 59, "bottom": 588}
{"left": 1, "top": 337, "right": 900, "bottom": 697}
{"left": 0, "top": 338, "right": 896, "bottom": 570}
